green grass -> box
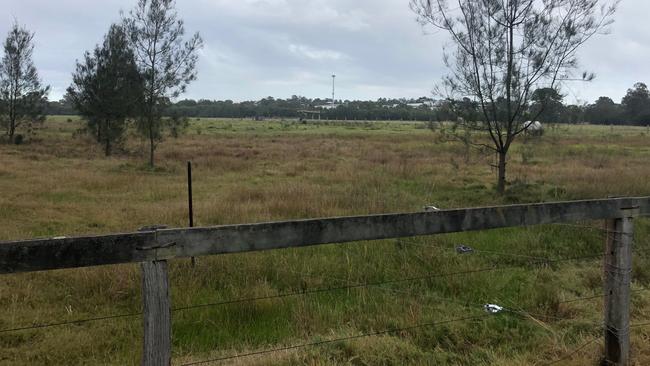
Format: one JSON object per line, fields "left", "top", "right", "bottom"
{"left": 0, "top": 117, "right": 649, "bottom": 365}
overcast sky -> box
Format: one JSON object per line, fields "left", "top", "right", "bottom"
{"left": 2, "top": 0, "right": 648, "bottom": 103}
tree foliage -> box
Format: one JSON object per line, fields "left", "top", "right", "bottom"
{"left": 123, "top": 0, "right": 203, "bottom": 166}
{"left": 529, "top": 88, "right": 564, "bottom": 123}
{"left": 584, "top": 96, "right": 621, "bottom": 124}
{"left": 621, "top": 82, "right": 650, "bottom": 125}
{"left": 410, "top": 0, "right": 617, "bottom": 193}
{"left": 67, "top": 24, "right": 143, "bottom": 156}
{"left": 0, "top": 22, "right": 49, "bottom": 143}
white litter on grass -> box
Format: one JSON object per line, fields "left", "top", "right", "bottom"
{"left": 456, "top": 245, "right": 474, "bottom": 254}
{"left": 483, "top": 304, "right": 504, "bottom": 314}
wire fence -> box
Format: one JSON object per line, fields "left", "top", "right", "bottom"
{"left": 2, "top": 216, "right": 650, "bottom": 365}
{"left": 0, "top": 250, "right": 617, "bottom": 334}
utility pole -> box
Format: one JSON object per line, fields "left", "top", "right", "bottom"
{"left": 331, "top": 74, "right": 336, "bottom": 106}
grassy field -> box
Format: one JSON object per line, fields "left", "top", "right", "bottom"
{"left": 0, "top": 116, "right": 649, "bottom": 365}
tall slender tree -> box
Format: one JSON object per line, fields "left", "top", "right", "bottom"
{"left": 123, "top": 0, "right": 203, "bottom": 167}
{"left": 67, "top": 24, "right": 144, "bottom": 156}
{"left": 0, "top": 22, "right": 49, "bottom": 143}
{"left": 410, "top": 0, "right": 618, "bottom": 194}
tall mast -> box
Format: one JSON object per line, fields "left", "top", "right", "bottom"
{"left": 331, "top": 74, "right": 336, "bottom": 105}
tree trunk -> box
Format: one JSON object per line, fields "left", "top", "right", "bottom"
{"left": 104, "top": 137, "right": 111, "bottom": 156}
{"left": 8, "top": 123, "right": 16, "bottom": 143}
{"left": 104, "top": 120, "right": 110, "bottom": 156}
{"left": 496, "top": 151, "right": 507, "bottom": 194}
{"left": 148, "top": 121, "right": 155, "bottom": 167}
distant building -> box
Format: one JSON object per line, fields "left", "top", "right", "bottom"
{"left": 383, "top": 100, "right": 443, "bottom": 110}
{"left": 406, "top": 100, "right": 444, "bottom": 109}
{"left": 316, "top": 103, "right": 341, "bottom": 110}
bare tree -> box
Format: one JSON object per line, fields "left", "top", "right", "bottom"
{"left": 0, "top": 21, "right": 49, "bottom": 143}
{"left": 123, "top": 0, "right": 202, "bottom": 167}
{"left": 410, "top": 0, "right": 617, "bottom": 194}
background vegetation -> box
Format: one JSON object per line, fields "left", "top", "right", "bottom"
{"left": 42, "top": 81, "right": 650, "bottom": 126}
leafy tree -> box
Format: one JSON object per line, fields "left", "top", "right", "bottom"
{"left": 621, "top": 82, "right": 650, "bottom": 125}
{"left": 410, "top": 0, "right": 617, "bottom": 194}
{"left": 123, "top": 0, "right": 203, "bottom": 167}
{"left": 585, "top": 97, "right": 622, "bottom": 125}
{"left": 561, "top": 104, "right": 585, "bottom": 124}
{"left": 529, "top": 88, "right": 565, "bottom": 123}
{"left": 0, "top": 22, "right": 49, "bottom": 143}
{"left": 67, "top": 24, "right": 143, "bottom": 156}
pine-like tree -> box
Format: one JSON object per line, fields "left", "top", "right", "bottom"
{"left": 68, "top": 24, "right": 143, "bottom": 156}
{"left": 0, "top": 22, "right": 49, "bottom": 143}
{"left": 410, "top": 0, "right": 618, "bottom": 194}
{"left": 123, "top": 0, "right": 203, "bottom": 167}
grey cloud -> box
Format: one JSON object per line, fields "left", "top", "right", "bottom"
{"left": 2, "top": 0, "right": 648, "bottom": 103}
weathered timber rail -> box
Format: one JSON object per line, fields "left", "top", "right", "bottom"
{"left": 1, "top": 196, "right": 648, "bottom": 365}
{"left": 1, "top": 197, "right": 648, "bottom": 274}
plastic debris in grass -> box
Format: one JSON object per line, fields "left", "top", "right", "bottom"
{"left": 423, "top": 205, "right": 440, "bottom": 212}
{"left": 456, "top": 245, "right": 474, "bottom": 254}
{"left": 483, "top": 304, "right": 504, "bottom": 314}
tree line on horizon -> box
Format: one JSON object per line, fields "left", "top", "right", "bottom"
{"left": 44, "top": 83, "right": 650, "bottom": 126}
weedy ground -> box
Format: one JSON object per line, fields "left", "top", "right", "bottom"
{"left": 0, "top": 117, "right": 649, "bottom": 365}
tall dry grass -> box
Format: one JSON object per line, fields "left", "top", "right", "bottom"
{"left": 0, "top": 117, "right": 649, "bottom": 365}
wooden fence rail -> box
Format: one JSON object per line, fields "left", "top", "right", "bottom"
{"left": 1, "top": 196, "right": 648, "bottom": 365}
{"left": 1, "top": 197, "right": 649, "bottom": 274}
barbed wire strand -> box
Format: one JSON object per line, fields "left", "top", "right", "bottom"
{"left": 284, "top": 264, "right": 650, "bottom": 329}
{"left": 282, "top": 268, "right": 487, "bottom": 309}
{"left": 172, "top": 252, "right": 606, "bottom": 312}
{"left": 0, "top": 252, "right": 606, "bottom": 334}
{"left": 541, "top": 333, "right": 602, "bottom": 365}
{"left": 178, "top": 314, "right": 493, "bottom": 366}
{"left": 396, "top": 237, "right": 552, "bottom": 261}
{"left": 539, "top": 318, "right": 650, "bottom": 365}
{"left": 178, "top": 301, "right": 650, "bottom": 365}
{"left": 0, "top": 311, "right": 142, "bottom": 334}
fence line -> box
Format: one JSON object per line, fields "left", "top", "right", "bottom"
{"left": 1, "top": 197, "right": 649, "bottom": 274}
{"left": 176, "top": 314, "right": 494, "bottom": 366}
{"left": 178, "top": 304, "right": 650, "bottom": 366}
{"left": 0, "top": 251, "right": 612, "bottom": 334}
{"left": 1, "top": 197, "right": 648, "bottom": 365}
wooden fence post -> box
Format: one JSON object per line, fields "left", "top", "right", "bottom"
{"left": 603, "top": 208, "right": 637, "bottom": 365}
{"left": 139, "top": 226, "right": 172, "bottom": 366}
